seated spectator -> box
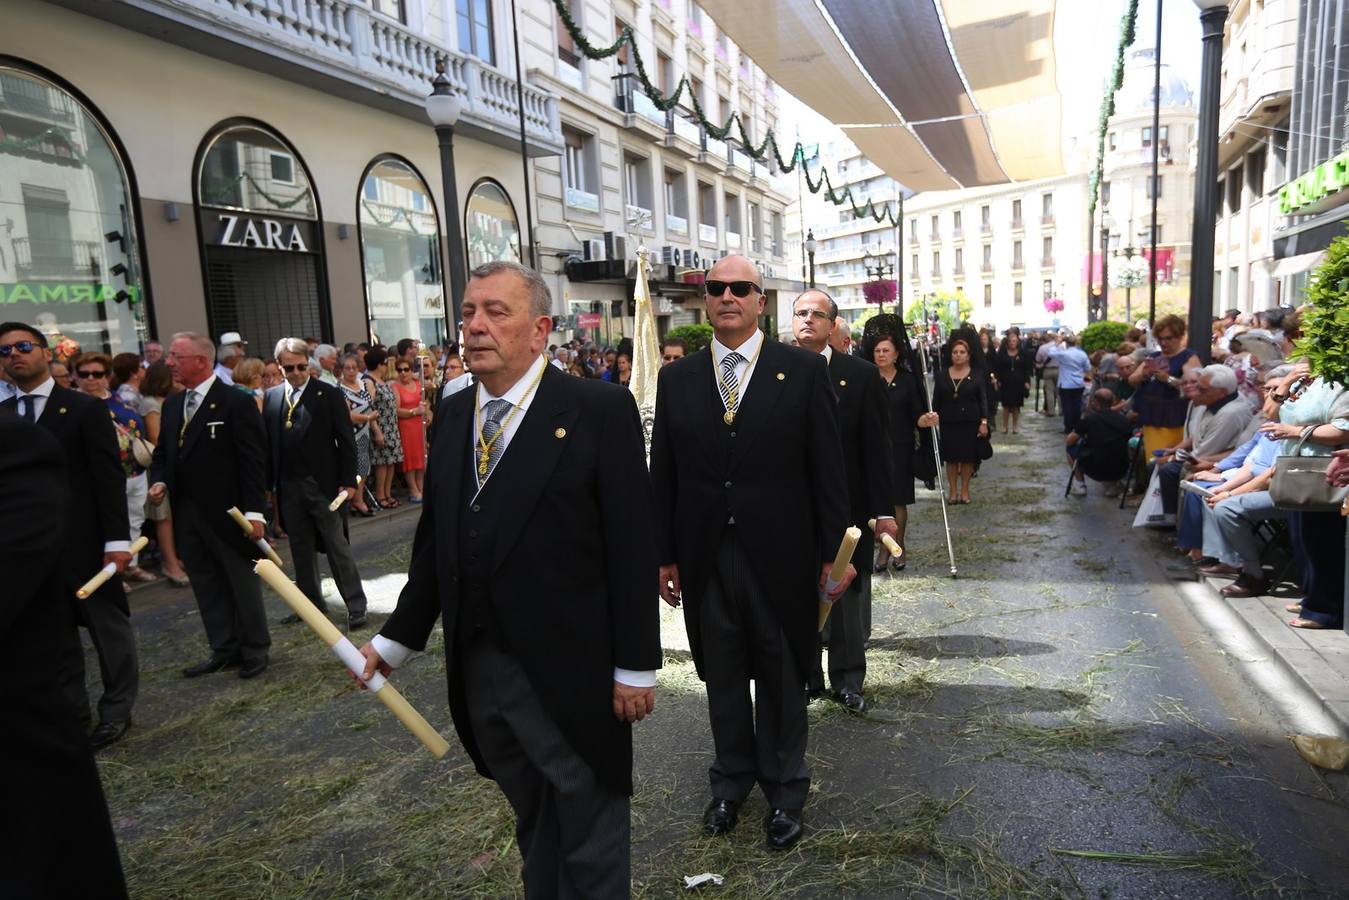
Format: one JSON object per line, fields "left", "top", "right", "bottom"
{"left": 1193, "top": 420, "right": 1286, "bottom": 597}
{"left": 1157, "top": 364, "right": 1258, "bottom": 519}
{"left": 1066, "top": 388, "right": 1133, "bottom": 495}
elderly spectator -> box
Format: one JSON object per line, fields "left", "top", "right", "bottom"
{"left": 214, "top": 331, "right": 247, "bottom": 384}
{"left": 1066, "top": 389, "right": 1133, "bottom": 495}
{"left": 1035, "top": 332, "right": 1061, "bottom": 416}
{"left": 1156, "top": 364, "right": 1257, "bottom": 519}
{"left": 313, "top": 344, "right": 339, "bottom": 386}
{"left": 49, "top": 360, "right": 72, "bottom": 389}
{"left": 1129, "top": 314, "right": 1202, "bottom": 457}
{"left": 142, "top": 340, "right": 164, "bottom": 367}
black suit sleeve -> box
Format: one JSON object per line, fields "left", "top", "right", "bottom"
{"left": 598, "top": 390, "right": 661, "bottom": 673}
{"left": 82, "top": 397, "right": 131, "bottom": 546}
{"left": 859, "top": 365, "right": 895, "bottom": 519}
{"left": 806, "top": 355, "right": 849, "bottom": 563}
{"left": 649, "top": 366, "right": 677, "bottom": 566}
{"left": 328, "top": 388, "right": 359, "bottom": 487}
{"left": 231, "top": 391, "right": 268, "bottom": 515}
{"left": 381, "top": 454, "right": 443, "bottom": 651}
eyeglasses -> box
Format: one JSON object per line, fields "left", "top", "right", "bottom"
{"left": 705, "top": 280, "right": 761, "bottom": 298}
{"left": 0, "top": 340, "right": 38, "bottom": 356}
{"left": 396, "top": 367, "right": 411, "bottom": 372}
{"left": 281, "top": 363, "right": 305, "bottom": 373}
{"left": 792, "top": 309, "right": 832, "bottom": 322}
{"left": 77, "top": 369, "right": 107, "bottom": 379}
{"left": 662, "top": 353, "right": 683, "bottom": 362}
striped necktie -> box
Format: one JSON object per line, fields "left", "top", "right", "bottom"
{"left": 477, "top": 398, "right": 511, "bottom": 487}
{"left": 718, "top": 351, "right": 744, "bottom": 413}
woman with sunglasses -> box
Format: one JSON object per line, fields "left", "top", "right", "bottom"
{"left": 1129, "top": 314, "right": 1201, "bottom": 457}
{"left": 393, "top": 354, "right": 427, "bottom": 503}
{"left": 75, "top": 353, "right": 157, "bottom": 584}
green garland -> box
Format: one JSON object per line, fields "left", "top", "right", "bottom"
{"left": 552, "top": 0, "right": 898, "bottom": 226}
{"left": 360, "top": 199, "right": 436, "bottom": 233}
{"left": 202, "top": 171, "right": 314, "bottom": 211}
{"left": 1088, "top": 0, "right": 1140, "bottom": 217}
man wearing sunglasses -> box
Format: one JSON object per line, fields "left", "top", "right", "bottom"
{"left": 650, "top": 256, "right": 852, "bottom": 850}
{"left": 1, "top": 322, "right": 136, "bottom": 750}
{"left": 791, "top": 290, "right": 896, "bottom": 715}
{"left": 148, "top": 332, "right": 271, "bottom": 679}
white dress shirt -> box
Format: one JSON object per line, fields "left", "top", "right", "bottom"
{"left": 711, "top": 327, "right": 764, "bottom": 410}
{"left": 0, "top": 379, "right": 16, "bottom": 404}
{"left": 374, "top": 354, "right": 656, "bottom": 688}
{"left": 213, "top": 362, "right": 235, "bottom": 385}
{"left": 441, "top": 371, "right": 474, "bottom": 400}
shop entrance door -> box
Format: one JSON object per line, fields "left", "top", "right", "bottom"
{"left": 204, "top": 244, "right": 324, "bottom": 353}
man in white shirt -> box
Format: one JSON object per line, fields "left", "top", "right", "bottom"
{"left": 214, "top": 331, "right": 246, "bottom": 384}
{"left": 360, "top": 261, "right": 660, "bottom": 897}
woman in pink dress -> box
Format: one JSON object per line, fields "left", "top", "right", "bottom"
{"left": 393, "top": 359, "right": 428, "bottom": 502}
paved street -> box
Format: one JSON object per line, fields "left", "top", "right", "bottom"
{"left": 104, "top": 414, "right": 1349, "bottom": 898}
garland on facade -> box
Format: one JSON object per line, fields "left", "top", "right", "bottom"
{"left": 202, "top": 171, "right": 313, "bottom": 211}
{"left": 1087, "top": 0, "right": 1140, "bottom": 217}
{"left": 551, "top": 0, "right": 899, "bottom": 226}
{"left": 0, "top": 127, "right": 85, "bottom": 162}
{"left": 360, "top": 199, "right": 436, "bottom": 234}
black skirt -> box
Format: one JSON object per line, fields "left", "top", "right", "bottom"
{"left": 939, "top": 420, "right": 982, "bottom": 463}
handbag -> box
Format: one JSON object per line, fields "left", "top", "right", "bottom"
{"left": 113, "top": 418, "right": 156, "bottom": 468}
{"left": 1270, "top": 426, "right": 1349, "bottom": 512}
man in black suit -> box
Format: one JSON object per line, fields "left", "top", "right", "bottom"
{"left": 649, "top": 255, "right": 853, "bottom": 850}
{"left": 360, "top": 261, "right": 660, "bottom": 896}
{"left": 0, "top": 409, "right": 128, "bottom": 897}
{"left": 791, "top": 291, "right": 896, "bottom": 713}
{"left": 265, "top": 337, "right": 367, "bottom": 630}
{"left": 147, "top": 331, "right": 271, "bottom": 679}
{"left": 0, "top": 322, "right": 137, "bottom": 751}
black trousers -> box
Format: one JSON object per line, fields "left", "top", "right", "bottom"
{"left": 174, "top": 501, "right": 270, "bottom": 663}
{"left": 808, "top": 567, "right": 868, "bottom": 694}
{"left": 67, "top": 583, "right": 139, "bottom": 724}
{"left": 1289, "top": 511, "right": 1347, "bottom": 629}
{"left": 700, "top": 530, "right": 809, "bottom": 810}
{"left": 1060, "top": 388, "right": 1085, "bottom": 434}
{"left": 280, "top": 476, "right": 367, "bottom": 620}
{"left": 462, "top": 635, "right": 630, "bottom": 899}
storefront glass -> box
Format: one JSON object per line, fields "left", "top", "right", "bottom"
{"left": 0, "top": 64, "right": 148, "bottom": 359}
{"left": 358, "top": 158, "right": 446, "bottom": 346}
{"left": 465, "top": 178, "right": 521, "bottom": 269}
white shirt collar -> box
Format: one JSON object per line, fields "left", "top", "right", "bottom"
{"left": 477, "top": 354, "right": 547, "bottom": 409}
{"left": 190, "top": 374, "right": 218, "bottom": 398}
{"left": 287, "top": 376, "right": 310, "bottom": 401}
{"left": 712, "top": 329, "right": 763, "bottom": 364}
{"left": 821, "top": 344, "right": 834, "bottom": 362}
{"left": 20, "top": 376, "right": 55, "bottom": 399}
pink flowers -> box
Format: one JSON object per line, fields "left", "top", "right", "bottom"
{"left": 862, "top": 279, "right": 897, "bottom": 306}
{"left": 1043, "top": 297, "right": 1064, "bottom": 313}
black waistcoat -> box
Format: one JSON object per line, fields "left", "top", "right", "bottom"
{"left": 456, "top": 447, "right": 506, "bottom": 649}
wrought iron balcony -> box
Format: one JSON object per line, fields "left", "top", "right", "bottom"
{"left": 14, "top": 237, "right": 102, "bottom": 278}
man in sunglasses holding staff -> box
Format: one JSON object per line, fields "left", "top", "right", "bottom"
{"left": 650, "top": 256, "right": 852, "bottom": 850}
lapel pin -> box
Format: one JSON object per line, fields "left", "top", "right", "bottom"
{"left": 776, "top": 372, "right": 785, "bottom": 380}
{"left": 839, "top": 379, "right": 848, "bottom": 387}
{"left": 554, "top": 427, "right": 567, "bottom": 439}
{"left": 209, "top": 403, "right": 217, "bottom": 409}
{"left": 59, "top": 407, "right": 67, "bottom": 413}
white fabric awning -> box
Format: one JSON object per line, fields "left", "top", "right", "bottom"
{"left": 1270, "top": 251, "right": 1325, "bottom": 278}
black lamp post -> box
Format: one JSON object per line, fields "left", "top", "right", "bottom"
{"left": 425, "top": 59, "right": 468, "bottom": 336}
{"left": 1188, "top": 0, "right": 1228, "bottom": 364}
{"left": 804, "top": 229, "right": 818, "bottom": 288}
{"left": 1099, "top": 209, "right": 1114, "bottom": 323}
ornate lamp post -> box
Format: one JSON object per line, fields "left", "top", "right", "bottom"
{"left": 804, "top": 229, "right": 818, "bottom": 288}
{"left": 425, "top": 59, "right": 468, "bottom": 335}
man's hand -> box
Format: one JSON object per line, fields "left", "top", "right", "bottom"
{"left": 820, "top": 562, "right": 856, "bottom": 599}
{"left": 874, "top": 518, "right": 899, "bottom": 546}
{"left": 1193, "top": 470, "right": 1224, "bottom": 482}
{"left": 1191, "top": 460, "right": 1215, "bottom": 473}
{"left": 341, "top": 486, "right": 358, "bottom": 501}
{"left": 1205, "top": 490, "right": 1231, "bottom": 509}
{"left": 918, "top": 412, "right": 939, "bottom": 428}
{"left": 613, "top": 682, "right": 655, "bottom": 723}
{"left": 250, "top": 521, "right": 265, "bottom": 542}
{"left": 103, "top": 551, "right": 132, "bottom": 573}
{"left": 1258, "top": 421, "right": 1301, "bottom": 441}
{"left": 659, "top": 564, "right": 682, "bottom": 608}
{"left": 1328, "top": 448, "right": 1349, "bottom": 488}
{"left": 147, "top": 482, "right": 167, "bottom": 504}
{"left": 356, "top": 641, "right": 392, "bottom": 690}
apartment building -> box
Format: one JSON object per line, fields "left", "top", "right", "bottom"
{"left": 522, "top": 0, "right": 796, "bottom": 343}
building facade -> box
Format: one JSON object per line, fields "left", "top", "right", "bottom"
{"left": 2, "top": 0, "right": 561, "bottom": 358}
{"left": 521, "top": 0, "right": 797, "bottom": 345}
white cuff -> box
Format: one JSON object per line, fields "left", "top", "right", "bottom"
{"left": 104, "top": 541, "right": 131, "bottom": 553}
{"left": 614, "top": 667, "right": 657, "bottom": 688}
{"left": 873, "top": 515, "right": 895, "bottom": 522}
{"left": 372, "top": 634, "right": 414, "bottom": 669}
{"left": 244, "top": 511, "right": 266, "bottom": 523}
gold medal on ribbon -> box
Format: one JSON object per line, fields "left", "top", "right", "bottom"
{"left": 284, "top": 421, "right": 292, "bottom": 430}
{"left": 723, "top": 410, "right": 736, "bottom": 425}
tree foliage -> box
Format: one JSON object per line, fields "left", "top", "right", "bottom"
{"left": 1295, "top": 228, "right": 1349, "bottom": 387}
{"left": 663, "top": 323, "right": 714, "bottom": 353}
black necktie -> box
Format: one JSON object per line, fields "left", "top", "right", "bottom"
{"left": 19, "top": 396, "right": 35, "bottom": 423}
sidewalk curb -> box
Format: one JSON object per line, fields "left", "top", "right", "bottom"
{"left": 1196, "top": 572, "right": 1349, "bottom": 736}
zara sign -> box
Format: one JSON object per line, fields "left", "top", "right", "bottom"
{"left": 208, "top": 213, "right": 312, "bottom": 252}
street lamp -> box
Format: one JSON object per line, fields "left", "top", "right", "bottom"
{"left": 1188, "top": 0, "right": 1228, "bottom": 363}
{"left": 804, "top": 229, "right": 818, "bottom": 288}
{"left": 425, "top": 58, "right": 468, "bottom": 337}
{"left": 1098, "top": 210, "right": 1115, "bottom": 323}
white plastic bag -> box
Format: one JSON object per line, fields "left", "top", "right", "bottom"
{"left": 1132, "top": 466, "right": 1173, "bottom": 528}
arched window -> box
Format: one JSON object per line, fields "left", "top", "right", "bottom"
{"left": 195, "top": 122, "right": 328, "bottom": 354}
{"left": 464, "top": 178, "right": 521, "bottom": 270}
{"left": 358, "top": 157, "right": 446, "bottom": 346}
{"left": 0, "top": 60, "right": 149, "bottom": 359}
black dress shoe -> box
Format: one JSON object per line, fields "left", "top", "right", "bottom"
{"left": 238, "top": 657, "right": 269, "bottom": 679}
{"left": 279, "top": 613, "right": 302, "bottom": 625}
{"left": 766, "top": 808, "right": 804, "bottom": 850}
{"left": 182, "top": 654, "right": 241, "bottom": 678}
{"left": 348, "top": 613, "right": 368, "bottom": 630}
{"left": 702, "top": 798, "right": 740, "bottom": 835}
{"left": 90, "top": 719, "right": 130, "bottom": 751}
{"left": 832, "top": 688, "right": 867, "bottom": 714}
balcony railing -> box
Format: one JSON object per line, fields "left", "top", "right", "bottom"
{"left": 1040, "top": 257, "right": 1055, "bottom": 268}
{"left": 1010, "top": 217, "right": 1024, "bottom": 230}
{"left": 666, "top": 213, "right": 689, "bottom": 235}
{"left": 699, "top": 223, "right": 718, "bottom": 244}
{"left": 14, "top": 237, "right": 102, "bottom": 278}
{"left": 981, "top": 262, "right": 993, "bottom": 274}
{"left": 0, "top": 75, "right": 77, "bottom": 125}
{"left": 726, "top": 230, "right": 742, "bottom": 249}
{"left": 952, "top": 227, "right": 963, "bottom": 240}
{"left": 1040, "top": 214, "right": 1055, "bottom": 227}
{"left": 565, "top": 188, "right": 600, "bottom": 214}
{"left": 55, "top": 0, "right": 562, "bottom": 153}
{"left": 981, "top": 223, "right": 992, "bottom": 235}
{"left": 952, "top": 265, "right": 964, "bottom": 276}
{"left": 1012, "top": 257, "right": 1025, "bottom": 270}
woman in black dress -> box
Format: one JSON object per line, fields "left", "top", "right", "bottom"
{"left": 994, "top": 330, "right": 1032, "bottom": 434}
{"left": 932, "top": 337, "right": 990, "bottom": 504}
{"left": 867, "top": 330, "right": 939, "bottom": 569}
{"left": 978, "top": 328, "right": 1000, "bottom": 424}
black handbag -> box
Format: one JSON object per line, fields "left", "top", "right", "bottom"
{"left": 976, "top": 435, "right": 994, "bottom": 461}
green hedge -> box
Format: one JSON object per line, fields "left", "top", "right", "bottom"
{"left": 663, "top": 323, "right": 714, "bottom": 353}
{"left": 1080, "top": 321, "right": 1129, "bottom": 354}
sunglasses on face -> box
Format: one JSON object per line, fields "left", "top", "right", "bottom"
{"left": 396, "top": 367, "right": 411, "bottom": 373}
{"left": 77, "top": 369, "right": 107, "bottom": 379}
{"left": 281, "top": 363, "right": 305, "bottom": 373}
{"left": 662, "top": 354, "right": 682, "bottom": 361}
{"left": 705, "top": 280, "right": 761, "bottom": 298}
{"left": 0, "top": 340, "right": 39, "bottom": 356}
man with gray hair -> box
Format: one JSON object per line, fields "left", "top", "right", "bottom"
{"left": 214, "top": 331, "right": 247, "bottom": 384}
{"left": 313, "top": 343, "right": 339, "bottom": 386}
{"left": 1157, "top": 363, "right": 1257, "bottom": 517}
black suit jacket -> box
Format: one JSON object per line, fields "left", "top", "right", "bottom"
{"left": 263, "top": 379, "right": 358, "bottom": 502}
{"left": 827, "top": 350, "right": 895, "bottom": 565}
{"left": 380, "top": 365, "right": 661, "bottom": 796}
{"left": 0, "top": 410, "right": 128, "bottom": 897}
{"left": 649, "top": 340, "right": 849, "bottom": 680}
{"left": 148, "top": 378, "right": 267, "bottom": 555}
{"left": 2, "top": 383, "right": 129, "bottom": 595}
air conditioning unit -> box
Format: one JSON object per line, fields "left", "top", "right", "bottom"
{"left": 583, "top": 239, "right": 606, "bottom": 261}
{"left": 661, "top": 245, "right": 679, "bottom": 266}
{"left": 608, "top": 232, "right": 629, "bottom": 262}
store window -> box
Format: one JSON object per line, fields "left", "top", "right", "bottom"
{"left": 0, "top": 63, "right": 149, "bottom": 357}
{"left": 197, "top": 121, "right": 327, "bottom": 354}
{"left": 359, "top": 157, "right": 448, "bottom": 346}
{"left": 464, "top": 177, "right": 521, "bottom": 270}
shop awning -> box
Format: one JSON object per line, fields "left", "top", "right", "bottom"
{"left": 1270, "top": 251, "right": 1325, "bottom": 278}
{"left": 700, "top": 0, "right": 1064, "bottom": 191}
